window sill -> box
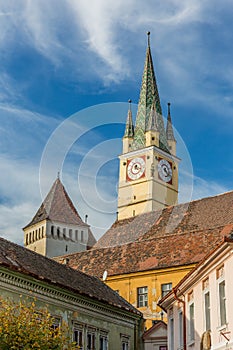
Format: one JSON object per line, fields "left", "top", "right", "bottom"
{"left": 187, "top": 340, "right": 195, "bottom": 347}
{"left": 217, "top": 324, "right": 227, "bottom": 332}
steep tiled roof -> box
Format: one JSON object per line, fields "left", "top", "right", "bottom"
{"left": 56, "top": 191, "right": 233, "bottom": 277}
{"left": 0, "top": 237, "right": 141, "bottom": 315}
{"left": 166, "top": 103, "right": 176, "bottom": 141}
{"left": 132, "top": 32, "right": 168, "bottom": 151}
{"left": 95, "top": 191, "right": 233, "bottom": 248}
{"left": 24, "top": 178, "right": 88, "bottom": 228}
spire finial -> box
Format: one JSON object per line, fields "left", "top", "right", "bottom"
{"left": 57, "top": 171, "right": 60, "bottom": 179}
{"left": 167, "top": 102, "right": 171, "bottom": 116}
{"left": 147, "top": 31, "right": 151, "bottom": 47}
{"left": 128, "top": 99, "right": 132, "bottom": 111}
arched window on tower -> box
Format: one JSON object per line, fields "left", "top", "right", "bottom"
{"left": 51, "top": 225, "right": 55, "bottom": 238}
{"left": 69, "top": 229, "right": 73, "bottom": 240}
{"left": 63, "top": 228, "right": 66, "bottom": 239}
{"left": 42, "top": 226, "right": 44, "bottom": 237}
{"left": 81, "top": 230, "right": 84, "bottom": 242}
{"left": 75, "top": 230, "right": 78, "bottom": 241}
{"left": 57, "top": 227, "right": 61, "bottom": 239}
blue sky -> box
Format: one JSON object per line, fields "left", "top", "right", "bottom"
{"left": 1, "top": 0, "right": 233, "bottom": 244}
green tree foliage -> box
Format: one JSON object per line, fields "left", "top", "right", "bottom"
{"left": 0, "top": 296, "right": 76, "bottom": 350}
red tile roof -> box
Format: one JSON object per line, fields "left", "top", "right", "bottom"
{"left": 23, "top": 178, "right": 96, "bottom": 245}
{"left": 0, "top": 237, "right": 141, "bottom": 315}
{"left": 56, "top": 191, "right": 233, "bottom": 277}
{"left": 24, "top": 178, "right": 86, "bottom": 228}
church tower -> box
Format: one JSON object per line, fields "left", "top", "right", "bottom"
{"left": 23, "top": 176, "right": 96, "bottom": 258}
{"left": 118, "top": 33, "right": 180, "bottom": 220}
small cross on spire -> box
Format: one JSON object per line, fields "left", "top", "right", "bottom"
{"left": 147, "top": 31, "right": 151, "bottom": 47}
{"left": 128, "top": 99, "right": 132, "bottom": 111}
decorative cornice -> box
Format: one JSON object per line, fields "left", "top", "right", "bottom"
{"left": 0, "top": 267, "right": 141, "bottom": 324}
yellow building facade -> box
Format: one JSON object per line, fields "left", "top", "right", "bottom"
{"left": 104, "top": 264, "right": 195, "bottom": 329}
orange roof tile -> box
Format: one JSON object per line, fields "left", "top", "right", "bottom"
{"left": 56, "top": 191, "right": 233, "bottom": 277}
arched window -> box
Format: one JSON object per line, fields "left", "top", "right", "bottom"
{"left": 26, "top": 234, "right": 28, "bottom": 245}
{"left": 51, "top": 225, "right": 55, "bottom": 238}
{"left": 57, "top": 227, "right": 61, "bottom": 239}
{"left": 69, "top": 229, "right": 73, "bottom": 240}
{"left": 35, "top": 229, "right": 38, "bottom": 240}
{"left": 29, "top": 232, "right": 32, "bottom": 244}
{"left": 38, "top": 228, "right": 41, "bottom": 239}
{"left": 32, "top": 231, "right": 35, "bottom": 242}
{"left": 63, "top": 228, "right": 66, "bottom": 239}
{"left": 75, "top": 230, "right": 78, "bottom": 241}
{"left": 81, "top": 231, "right": 84, "bottom": 242}
{"left": 42, "top": 226, "right": 44, "bottom": 237}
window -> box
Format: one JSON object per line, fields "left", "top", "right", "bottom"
{"left": 219, "top": 280, "right": 226, "bottom": 326}
{"left": 75, "top": 230, "right": 78, "bottom": 241}
{"left": 161, "top": 283, "right": 172, "bottom": 297}
{"left": 69, "top": 229, "right": 73, "bottom": 240}
{"left": 204, "top": 291, "right": 211, "bottom": 331}
{"left": 51, "top": 317, "right": 61, "bottom": 331}
{"left": 63, "top": 228, "right": 66, "bottom": 239}
{"left": 51, "top": 225, "right": 55, "bottom": 237}
{"left": 99, "top": 332, "right": 108, "bottom": 350}
{"left": 121, "top": 335, "right": 129, "bottom": 350}
{"left": 169, "top": 317, "right": 174, "bottom": 350}
{"left": 189, "top": 303, "right": 195, "bottom": 342}
{"left": 81, "top": 230, "right": 84, "bottom": 242}
{"left": 87, "top": 328, "right": 96, "bottom": 350}
{"left": 57, "top": 227, "right": 61, "bottom": 239}
{"left": 178, "top": 310, "right": 183, "bottom": 349}
{"left": 73, "top": 323, "right": 83, "bottom": 350}
{"left": 137, "top": 286, "right": 148, "bottom": 307}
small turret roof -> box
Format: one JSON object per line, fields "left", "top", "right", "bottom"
{"left": 166, "top": 102, "right": 176, "bottom": 142}
{"left": 124, "top": 100, "right": 134, "bottom": 138}
{"left": 24, "top": 177, "right": 87, "bottom": 229}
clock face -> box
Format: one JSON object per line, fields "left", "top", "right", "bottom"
{"left": 158, "top": 159, "right": 172, "bottom": 183}
{"left": 127, "top": 157, "right": 146, "bottom": 181}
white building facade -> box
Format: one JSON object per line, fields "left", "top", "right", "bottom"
{"left": 159, "top": 238, "right": 233, "bottom": 350}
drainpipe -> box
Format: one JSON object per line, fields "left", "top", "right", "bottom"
{"left": 173, "top": 287, "right": 187, "bottom": 350}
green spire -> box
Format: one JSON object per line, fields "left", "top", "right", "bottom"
{"left": 133, "top": 32, "right": 167, "bottom": 150}
{"left": 147, "top": 101, "right": 159, "bottom": 131}
{"left": 124, "top": 99, "right": 134, "bottom": 138}
{"left": 166, "top": 102, "right": 176, "bottom": 141}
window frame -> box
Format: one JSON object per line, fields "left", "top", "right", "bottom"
{"left": 99, "top": 331, "right": 108, "bottom": 350}
{"left": 178, "top": 309, "right": 183, "bottom": 349}
{"left": 121, "top": 334, "right": 130, "bottom": 350}
{"left": 188, "top": 301, "right": 195, "bottom": 342}
{"left": 169, "top": 316, "right": 174, "bottom": 350}
{"left": 86, "top": 327, "right": 96, "bottom": 350}
{"left": 72, "top": 322, "right": 84, "bottom": 350}
{"left": 137, "top": 286, "right": 148, "bottom": 307}
{"left": 218, "top": 279, "right": 227, "bottom": 327}
{"left": 161, "top": 283, "right": 172, "bottom": 298}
